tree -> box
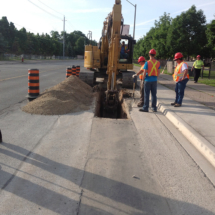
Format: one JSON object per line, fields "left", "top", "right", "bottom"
{"left": 0, "top": 33, "right": 6, "bottom": 54}
{"left": 206, "top": 19, "right": 215, "bottom": 58}
{"left": 75, "top": 37, "right": 85, "bottom": 55}
{"left": 0, "top": 16, "right": 97, "bottom": 56}
{"left": 134, "top": 13, "right": 172, "bottom": 59}
{"left": 167, "top": 5, "right": 207, "bottom": 59}
{"left": 152, "top": 13, "right": 172, "bottom": 59}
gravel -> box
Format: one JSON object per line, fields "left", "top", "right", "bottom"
{"left": 22, "top": 76, "right": 94, "bottom": 115}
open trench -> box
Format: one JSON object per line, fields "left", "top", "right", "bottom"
{"left": 94, "top": 86, "right": 131, "bottom": 119}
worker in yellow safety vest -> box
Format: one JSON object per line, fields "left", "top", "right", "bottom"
{"left": 133, "top": 56, "right": 146, "bottom": 107}
{"left": 135, "top": 49, "right": 160, "bottom": 112}
{"left": 171, "top": 52, "right": 189, "bottom": 107}
{"left": 191, "top": 55, "right": 204, "bottom": 83}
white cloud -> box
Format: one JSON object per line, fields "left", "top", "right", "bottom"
{"left": 171, "top": 1, "right": 215, "bottom": 15}
{"left": 136, "top": 27, "right": 151, "bottom": 30}
{"left": 131, "top": 18, "right": 156, "bottom": 27}
{"left": 134, "top": 1, "right": 215, "bottom": 27}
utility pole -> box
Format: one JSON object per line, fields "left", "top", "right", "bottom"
{"left": 88, "top": 31, "right": 92, "bottom": 44}
{"left": 62, "top": 16, "right": 67, "bottom": 59}
{"left": 133, "top": 4, "right": 136, "bottom": 39}
{"left": 126, "top": 0, "right": 137, "bottom": 39}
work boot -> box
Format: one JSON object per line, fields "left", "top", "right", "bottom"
{"left": 139, "top": 109, "right": 148, "bottom": 112}
{"left": 171, "top": 102, "right": 176, "bottom": 106}
{"left": 174, "top": 103, "right": 181, "bottom": 107}
{"left": 137, "top": 102, "right": 144, "bottom": 107}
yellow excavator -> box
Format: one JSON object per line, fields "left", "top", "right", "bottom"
{"left": 80, "top": 0, "right": 136, "bottom": 116}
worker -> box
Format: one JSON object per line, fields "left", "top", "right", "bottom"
{"left": 171, "top": 52, "right": 189, "bottom": 107}
{"left": 191, "top": 55, "right": 204, "bottom": 83}
{"left": 135, "top": 49, "right": 160, "bottom": 112}
{"left": 133, "top": 56, "right": 146, "bottom": 107}
{"left": 120, "top": 41, "right": 129, "bottom": 59}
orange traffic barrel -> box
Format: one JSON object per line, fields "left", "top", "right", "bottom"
{"left": 28, "top": 69, "right": 39, "bottom": 101}
{"left": 72, "top": 65, "right": 76, "bottom": 76}
{"left": 76, "top": 65, "right": 80, "bottom": 77}
{"left": 66, "top": 67, "right": 72, "bottom": 78}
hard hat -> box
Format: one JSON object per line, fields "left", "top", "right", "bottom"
{"left": 197, "top": 55, "right": 201, "bottom": 58}
{"left": 174, "top": 52, "right": 183, "bottom": 61}
{"left": 149, "top": 49, "right": 156, "bottom": 55}
{"left": 138, "top": 56, "right": 146, "bottom": 63}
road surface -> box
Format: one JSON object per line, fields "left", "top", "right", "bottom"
{"left": 0, "top": 60, "right": 215, "bottom": 215}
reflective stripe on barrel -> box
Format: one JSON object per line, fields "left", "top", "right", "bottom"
{"left": 76, "top": 65, "right": 80, "bottom": 77}
{"left": 66, "top": 67, "right": 72, "bottom": 78}
{"left": 28, "top": 69, "right": 39, "bottom": 98}
{"left": 72, "top": 65, "right": 76, "bottom": 75}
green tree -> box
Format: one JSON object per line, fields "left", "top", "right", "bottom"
{"left": 206, "top": 19, "right": 215, "bottom": 57}
{"left": 167, "top": 5, "right": 207, "bottom": 59}
{"left": 0, "top": 33, "right": 6, "bottom": 54}
{"left": 0, "top": 16, "right": 96, "bottom": 57}
{"left": 75, "top": 37, "right": 85, "bottom": 55}
{"left": 152, "top": 13, "right": 172, "bottom": 58}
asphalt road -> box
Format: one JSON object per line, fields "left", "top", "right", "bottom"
{"left": 0, "top": 60, "right": 215, "bottom": 214}
{"left": 0, "top": 60, "right": 84, "bottom": 112}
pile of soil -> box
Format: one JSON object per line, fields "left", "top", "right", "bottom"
{"left": 22, "top": 76, "right": 94, "bottom": 115}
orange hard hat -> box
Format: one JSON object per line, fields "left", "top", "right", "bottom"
{"left": 174, "top": 52, "right": 183, "bottom": 61}
{"left": 197, "top": 55, "right": 201, "bottom": 58}
{"left": 149, "top": 49, "right": 156, "bottom": 55}
{"left": 138, "top": 56, "right": 146, "bottom": 63}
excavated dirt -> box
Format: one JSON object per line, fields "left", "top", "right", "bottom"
{"left": 22, "top": 76, "right": 94, "bottom": 115}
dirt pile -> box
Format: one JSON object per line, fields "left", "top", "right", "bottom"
{"left": 22, "top": 76, "right": 94, "bottom": 115}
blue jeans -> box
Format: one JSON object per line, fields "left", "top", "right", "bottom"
{"left": 143, "top": 81, "right": 157, "bottom": 111}
{"left": 120, "top": 52, "right": 128, "bottom": 59}
{"left": 175, "top": 78, "right": 189, "bottom": 104}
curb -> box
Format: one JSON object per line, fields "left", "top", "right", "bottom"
{"left": 157, "top": 101, "right": 215, "bottom": 169}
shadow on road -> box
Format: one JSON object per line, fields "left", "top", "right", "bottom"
{"left": 0, "top": 142, "right": 215, "bottom": 215}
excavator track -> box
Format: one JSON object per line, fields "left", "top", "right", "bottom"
{"left": 122, "top": 71, "right": 136, "bottom": 89}
{"left": 79, "top": 70, "right": 95, "bottom": 87}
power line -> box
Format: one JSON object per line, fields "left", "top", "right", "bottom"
{"left": 13, "top": 22, "right": 37, "bottom": 32}
{"left": 67, "top": 20, "right": 77, "bottom": 31}
{"left": 27, "top": 0, "right": 78, "bottom": 34}
{"left": 27, "top": 0, "right": 62, "bottom": 20}
{"left": 38, "top": 0, "right": 79, "bottom": 32}
{"left": 37, "top": 0, "right": 64, "bottom": 16}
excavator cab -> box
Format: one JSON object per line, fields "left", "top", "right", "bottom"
{"left": 119, "top": 36, "right": 136, "bottom": 64}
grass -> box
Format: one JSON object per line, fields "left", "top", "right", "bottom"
{"left": 0, "top": 57, "right": 22, "bottom": 61}
{"left": 197, "top": 69, "right": 215, "bottom": 87}
{"left": 198, "top": 79, "right": 215, "bottom": 87}
{"left": 133, "top": 63, "right": 141, "bottom": 67}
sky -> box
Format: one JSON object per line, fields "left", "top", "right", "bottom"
{"left": 0, "top": 0, "right": 215, "bottom": 42}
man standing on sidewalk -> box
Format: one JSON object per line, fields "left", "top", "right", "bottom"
{"left": 138, "top": 49, "right": 160, "bottom": 112}
{"left": 191, "top": 55, "right": 204, "bottom": 83}
{"left": 172, "top": 52, "right": 189, "bottom": 107}
{"left": 133, "top": 56, "right": 146, "bottom": 107}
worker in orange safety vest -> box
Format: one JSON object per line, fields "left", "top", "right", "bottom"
{"left": 135, "top": 49, "right": 160, "bottom": 112}
{"left": 172, "top": 52, "right": 189, "bottom": 107}
{"left": 133, "top": 56, "right": 146, "bottom": 107}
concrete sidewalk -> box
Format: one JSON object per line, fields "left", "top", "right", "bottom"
{"left": 156, "top": 83, "right": 215, "bottom": 169}
{"left": 158, "top": 73, "right": 215, "bottom": 110}
{"left": 157, "top": 74, "right": 215, "bottom": 171}
{"left": 133, "top": 65, "right": 215, "bottom": 175}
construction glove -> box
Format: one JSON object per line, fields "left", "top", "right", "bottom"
{"left": 132, "top": 74, "right": 137, "bottom": 78}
